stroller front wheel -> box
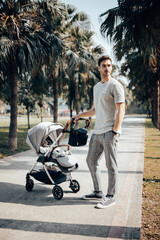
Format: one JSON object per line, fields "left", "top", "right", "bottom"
{"left": 69, "top": 179, "right": 80, "bottom": 193}
{"left": 52, "top": 185, "right": 63, "bottom": 200}
{"left": 26, "top": 179, "right": 34, "bottom": 192}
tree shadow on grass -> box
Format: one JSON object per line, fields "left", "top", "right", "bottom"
{"left": 143, "top": 178, "right": 160, "bottom": 183}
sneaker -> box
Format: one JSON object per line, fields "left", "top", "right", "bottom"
{"left": 82, "top": 191, "right": 103, "bottom": 200}
{"left": 95, "top": 196, "right": 115, "bottom": 209}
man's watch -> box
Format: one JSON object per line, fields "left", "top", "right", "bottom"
{"left": 112, "top": 130, "right": 118, "bottom": 135}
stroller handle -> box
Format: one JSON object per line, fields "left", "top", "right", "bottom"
{"left": 52, "top": 144, "right": 70, "bottom": 151}
{"left": 64, "top": 118, "right": 91, "bottom": 131}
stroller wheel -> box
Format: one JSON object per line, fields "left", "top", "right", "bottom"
{"left": 26, "top": 179, "right": 34, "bottom": 192}
{"left": 69, "top": 179, "right": 80, "bottom": 193}
{"left": 52, "top": 185, "right": 63, "bottom": 200}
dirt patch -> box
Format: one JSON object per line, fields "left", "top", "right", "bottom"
{"left": 141, "top": 119, "right": 160, "bottom": 240}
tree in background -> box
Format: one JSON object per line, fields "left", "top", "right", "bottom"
{"left": 0, "top": 0, "right": 117, "bottom": 152}
{"left": 63, "top": 21, "right": 102, "bottom": 116}
{"left": 0, "top": 0, "right": 68, "bottom": 149}
{"left": 100, "top": 0, "right": 160, "bottom": 128}
{"left": 37, "top": 0, "right": 66, "bottom": 123}
{"left": 0, "top": 0, "right": 52, "bottom": 150}
{"left": 18, "top": 87, "right": 35, "bottom": 129}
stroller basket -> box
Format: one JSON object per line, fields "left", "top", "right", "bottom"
{"left": 30, "top": 170, "right": 67, "bottom": 185}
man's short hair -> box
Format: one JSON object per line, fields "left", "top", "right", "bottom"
{"left": 98, "top": 55, "right": 112, "bottom": 66}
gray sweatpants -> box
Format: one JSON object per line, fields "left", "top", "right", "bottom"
{"left": 86, "top": 131, "right": 119, "bottom": 196}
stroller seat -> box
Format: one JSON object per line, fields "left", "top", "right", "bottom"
{"left": 55, "top": 154, "right": 77, "bottom": 168}
{"left": 52, "top": 149, "right": 77, "bottom": 168}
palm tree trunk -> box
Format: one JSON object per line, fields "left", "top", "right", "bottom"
{"left": 155, "top": 26, "right": 160, "bottom": 129}
{"left": 152, "top": 83, "right": 157, "bottom": 127}
{"left": 154, "top": 87, "right": 157, "bottom": 127}
{"left": 27, "top": 108, "right": 30, "bottom": 129}
{"left": 75, "top": 75, "right": 80, "bottom": 114}
{"left": 53, "top": 68, "right": 58, "bottom": 123}
{"left": 8, "top": 62, "right": 18, "bottom": 150}
{"left": 157, "top": 28, "right": 160, "bottom": 130}
{"left": 157, "top": 78, "right": 160, "bottom": 129}
{"left": 40, "top": 107, "right": 43, "bottom": 122}
{"left": 69, "top": 79, "right": 74, "bottom": 118}
{"left": 151, "top": 99, "right": 154, "bottom": 123}
{"left": 89, "top": 86, "right": 93, "bottom": 109}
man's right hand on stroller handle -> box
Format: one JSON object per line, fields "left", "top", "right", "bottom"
{"left": 71, "top": 117, "right": 91, "bottom": 128}
{"left": 64, "top": 117, "right": 90, "bottom": 131}
{"left": 71, "top": 115, "right": 80, "bottom": 122}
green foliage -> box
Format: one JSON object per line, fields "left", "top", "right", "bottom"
{"left": 0, "top": 0, "right": 106, "bottom": 149}
{"left": 100, "top": 0, "right": 160, "bottom": 108}
{"left": 121, "top": 52, "right": 156, "bottom": 103}
{"left": 0, "top": 117, "right": 95, "bottom": 158}
{"left": 126, "top": 101, "right": 147, "bottom": 114}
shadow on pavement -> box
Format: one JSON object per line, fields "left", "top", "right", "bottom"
{"left": 0, "top": 182, "right": 96, "bottom": 207}
{"left": 0, "top": 217, "right": 141, "bottom": 239}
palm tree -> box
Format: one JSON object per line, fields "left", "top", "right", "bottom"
{"left": 37, "top": 0, "right": 70, "bottom": 123}
{"left": 18, "top": 65, "right": 49, "bottom": 129}
{"left": 64, "top": 25, "right": 99, "bottom": 116}
{"left": 100, "top": 0, "right": 160, "bottom": 128}
{"left": 0, "top": 0, "right": 59, "bottom": 150}
{"left": 121, "top": 51, "right": 156, "bottom": 116}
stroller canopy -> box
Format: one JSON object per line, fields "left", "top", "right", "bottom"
{"left": 26, "top": 122, "right": 64, "bottom": 154}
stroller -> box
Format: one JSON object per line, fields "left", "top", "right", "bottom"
{"left": 25, "top": 118, "right": 90, "bottom": 200}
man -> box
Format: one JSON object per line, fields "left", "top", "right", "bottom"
{"left": 73, "top": 55, "right": 125, "bottom": 209}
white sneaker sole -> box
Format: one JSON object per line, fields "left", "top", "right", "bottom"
{"left": 95, "top": 201, "right": 115, "bottom": 209}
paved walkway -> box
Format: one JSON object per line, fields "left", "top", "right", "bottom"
{"left": 0, "top": 116, "right": 145, "bottom": 240}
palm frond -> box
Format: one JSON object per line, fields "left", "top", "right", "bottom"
{"left": 99, "top": 7, "right": 120, "bottom": 38}
{"left": 0, "top": 36, "right": 13, "bottom": 58}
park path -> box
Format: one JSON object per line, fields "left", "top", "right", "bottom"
{"left": 0, "top": 116, "right": 145, "bottom": 240}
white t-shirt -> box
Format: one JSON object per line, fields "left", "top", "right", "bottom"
{"left": 93, "top": 78, "right": 125, "bottom": 134}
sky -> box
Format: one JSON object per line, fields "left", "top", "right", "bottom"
{"left": 61, "top": 0, "right": 118, "bottom": 59}
{"left": 60, "top": 0, "right": 128, "bottom": 85}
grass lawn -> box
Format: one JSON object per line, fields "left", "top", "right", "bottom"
{"left": 0, "top": 115, "right": 69, "bottom": 158}
{"left": 141, "top": 119, "right": 160, "bottom": 240}
{"left": 0, "top": 115, "right": 94, "bottom": 158}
